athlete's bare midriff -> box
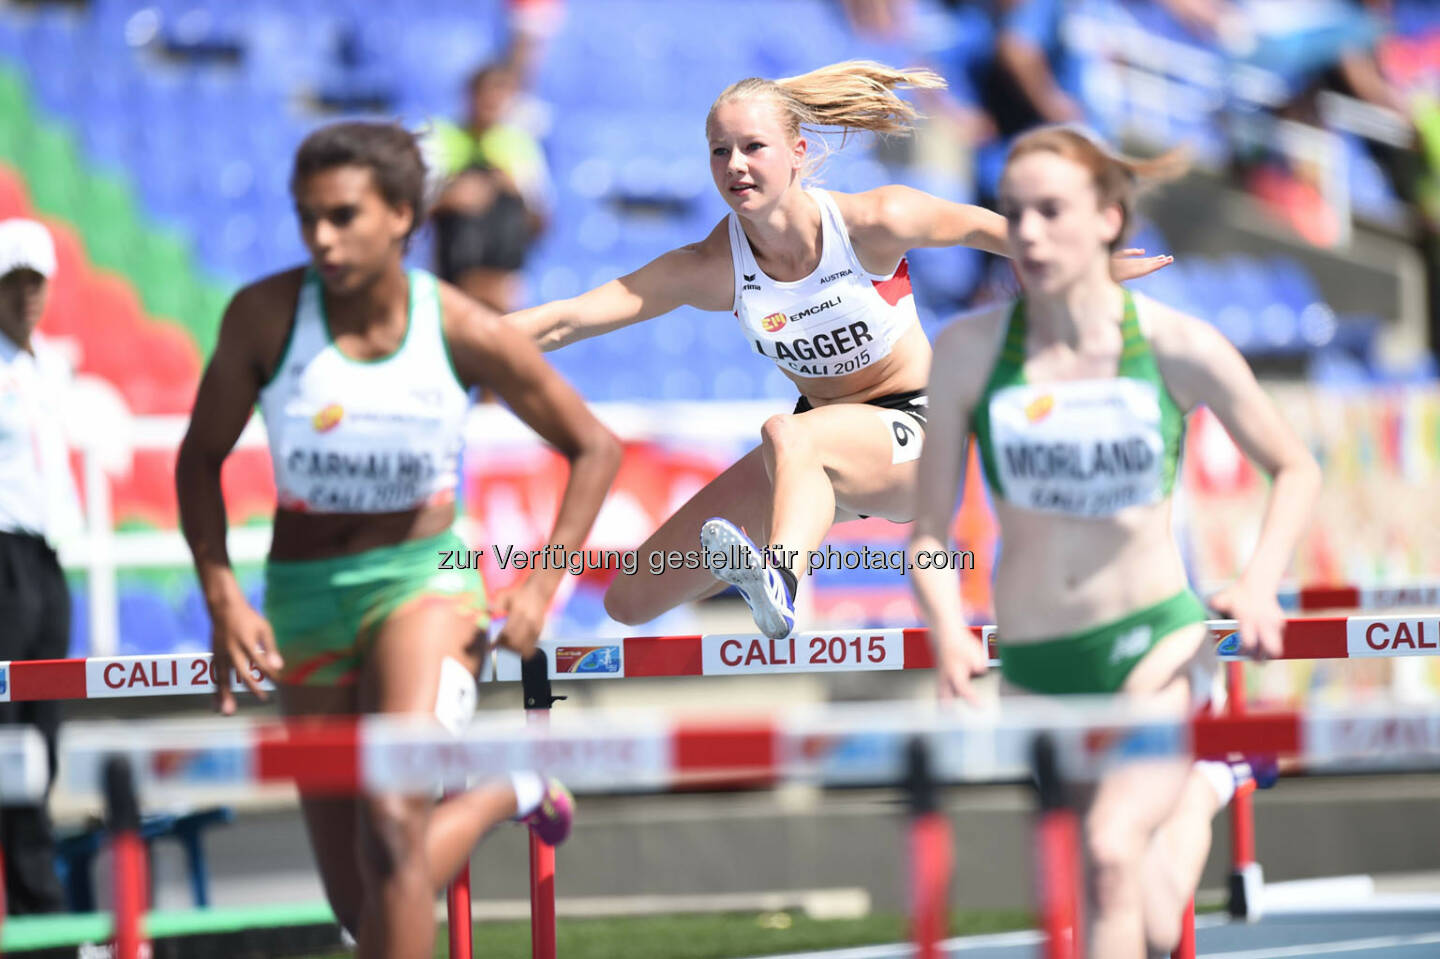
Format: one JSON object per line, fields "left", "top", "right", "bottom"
{"left": 268, "top": 501, "right": 457, "bottom": 562}
{"left": 783, "top": 320, "right": 931, "bottom": 405}
{"left": 991, "top": 496, "right": 1191, "bottom": 643}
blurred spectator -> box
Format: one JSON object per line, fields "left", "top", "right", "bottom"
{"left": 0, "top": 218, "right": 80, "bottom": 918}
{"left": 835, "top": 0, "right": 909, "bottom": 37}
{"left": 989, "top": 0, "right": 1085, "bottom": 136}
{"left": 1226, "top": 0, "right": 1408, "bottom": 118}
{"left": 505, "top": 0, "right": 565, "bottom": 92}
{"left": 424, "top": 62, "right": 553, "bottom": 315}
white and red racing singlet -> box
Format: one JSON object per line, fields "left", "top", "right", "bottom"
{"left": 728, "top": 188, "right": 919, "bottom": 379}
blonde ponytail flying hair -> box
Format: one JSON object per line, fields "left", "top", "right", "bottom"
{"left": 708, "top": 60, "right": 946, "bottom": 179}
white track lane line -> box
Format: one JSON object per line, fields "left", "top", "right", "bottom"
{"left": 1202, "top": 931, "right": 1440, "bottom": 958}
{"left": 737, "top": 930, "right": 1044, "bottom": 959}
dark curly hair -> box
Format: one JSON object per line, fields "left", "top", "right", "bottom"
{"left": 290, "top": 121, "right": 428, "bottom": 242}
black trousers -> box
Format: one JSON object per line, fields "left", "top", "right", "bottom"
{"left": 0, "top": 530, "right": 70, "bottom": 914}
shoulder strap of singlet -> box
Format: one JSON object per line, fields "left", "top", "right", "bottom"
{"left": 409, "top": 268, "right": 438, "bottom": 351}
{"left": 810, "top": 187, "right": 896, "bottom": 281}
{"left": 407, "top": 269, "right": 466, "bottom": 390}
{"left": 260, "top": 270, "right": 320, "bottom": 391}
{"left": 1116, "top": 288, "right": 1179, "bottom": 407}
{"left": 1116, "top": 288, "right": 1187, "bottom": 492}
{"left": 1118, "top": 288, "right": 1150, "bottom": 372}
{"left": 979, "top": 297, "right": 1028, "bottom": 400}
{"left": 725, "top": 212, "right": 752, "bottom": 312}
{"left": 970, "top": 299, "right": 1027, "bottom": 500}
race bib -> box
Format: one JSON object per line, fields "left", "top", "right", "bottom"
{"left": 989, "top": 378, "right": 1166, "bottom": 517}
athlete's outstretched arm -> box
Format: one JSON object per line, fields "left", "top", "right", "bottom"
{"left": 908, "top": 311, "right": 1003, "bottom": 703}
{"left": 176, "top": 282, "right": 287, "bottom": 712}
{"left": 1151, "top": 299, "right": 1322, "bottom": 660}
{"left": 838, "top": 185, "right": 1173, "bottom": 281}
{"left": 504, "top": 225, "right": 734, "bottom": 351}
{"left": 445, "top": 289, "right": 623, "bottom": 655}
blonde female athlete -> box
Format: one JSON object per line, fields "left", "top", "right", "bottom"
{"left": 508, "top": 61, "right": 1171, "bottom": 638}
{"left": 176, "top": 122, "right": 621, "bottom": 959}
{"left": 909, "top": 127, "right": 1321, "bottom": 958}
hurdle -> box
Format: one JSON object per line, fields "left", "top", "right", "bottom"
{"left": 5, "top": 607, "right": 1439, "bottom": 957}
{"left": 9, "top": 698, "right": 1440, "bottom": 959}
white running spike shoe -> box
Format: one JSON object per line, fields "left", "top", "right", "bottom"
{"left": 700, "top": 517, "right": 796, "bottom": 640}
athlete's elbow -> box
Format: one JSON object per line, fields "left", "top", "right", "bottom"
{"left": 541, "top": 298, "right": 601, "bottom": 350}
{"left": 1286, "top": 451, "right": 1322, "bottom": 505}
{"left": 174, "top": 439, "right": 226, "bottom": 523}
{"left": 597, "top": 426, "right": 624, "bottom": 473}
{"left": 174, "top": 436, "right": 223, "bottom": 489}
{"left": 573, "top": 421, "right": 623, "bottom": 473}
{"left": 535, "top": 322, "right": 572, "bottom": 351}
{"left": 507, "top": 307, "right": 567, "bottom": 351}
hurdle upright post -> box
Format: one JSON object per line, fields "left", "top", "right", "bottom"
{"left": 904, "top": 736, "right": 952, "bottom": 959}
{"left": 1032, "top": 733, "right": 1082, "bottom": 959}
{"left": 1225, "top": 661, "right": 1263, "bottom": 920}
{"left": 446, "top": 791, "right": 474, "bottom": 959}
{"left": 523, "top": 650, "right": 564, "bottom": 959}
{"left": 103, "top": 756, "right": 147, "bottom": 959}
{"left": 1, "top": 808, "right": 7, "bottom": 951}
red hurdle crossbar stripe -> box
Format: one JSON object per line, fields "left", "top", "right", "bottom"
{"left": 1283, "top": 582, "right": 1440, "bottom": 612}
{"left": 672, "top": 720, "right": 779, "bottom": 787}
{"left": 47, "top": 706, "right": 1391, "bottom": 796}
{"left": 8, "top": 613, "right": 1440, "bottom": 701}
{"left": 3, "top": 658, "right": 86, "bottom": 700}
{"left": 1295, "top": 586, "right": 1361, "bottom": 611}
{"left": 623, "top": 635, "right": 703, "bottom": 677}
{"left": 255, "top": 722, "right": 361, "bottom": 794}
{"left": 1192, "top": 713, "right": 1302, "bottom": 760}
{"left": 903, "top": 628, "right": 935, "bottom": 669}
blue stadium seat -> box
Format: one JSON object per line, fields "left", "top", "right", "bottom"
{"left": 1268, "top": 256, "right": 1323, "bottom": 312}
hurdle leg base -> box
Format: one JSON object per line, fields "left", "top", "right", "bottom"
{"left": 1227, "top": 863, "right": 1264, "bottom": 922}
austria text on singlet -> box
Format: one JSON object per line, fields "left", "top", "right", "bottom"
{"left": 258, "top": 269, "right": 469, "bottom": 514}
{"left": 728, "top": 188, "right": 919, "bottom": 379}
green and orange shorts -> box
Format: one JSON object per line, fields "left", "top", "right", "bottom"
{"left": 264, "top": 530, "right": 487, "bottom": 686}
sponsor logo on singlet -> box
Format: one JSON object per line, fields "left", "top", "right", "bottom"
{"left": 1025, "top": 394, "right": 1054, "bottom": 422}
{"left": 312, "top": 403, "right": 344, "bottom": 432}
{"left": 762, "top": 312, "right": 787, "bottom": 332}
{"left": 789, "top": 297, "right": 842, "bottom": 321}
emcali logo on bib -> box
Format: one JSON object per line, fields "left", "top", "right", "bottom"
{"left": 312, "top": 403, "right": 344, "bottom": 433}
{"left": 762, "top": 312, "right": 787, "bottom": 333}
{"left": 1025, "top": 394, "right": 1055, "bottom": 422}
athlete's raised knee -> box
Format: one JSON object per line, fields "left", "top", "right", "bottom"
{"left": 357, "top": 793, "right": 428, "bottom": 883}
{"left": 760, "top": 413, "right": 815, "bottom": 463}
{"left": 1145, "top": 906, "right": 1184, "bottom": 954}
{"left": 603, "top": 579, "right": 650, "bottom": 626}
{"left": 1086, "top": 819, "right": 1147, "bottom": 913}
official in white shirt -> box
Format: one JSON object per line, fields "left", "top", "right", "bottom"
{"left": 0, "top": 217, "right": 78, "bottom": 915}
